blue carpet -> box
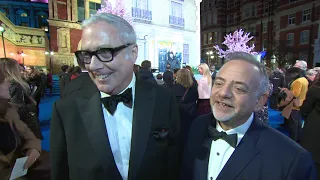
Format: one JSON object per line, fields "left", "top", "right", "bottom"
{"left": 38, "top": 96, "right": 289, "bottom": 151}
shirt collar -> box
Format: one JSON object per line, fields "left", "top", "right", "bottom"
{"left": 100, "top": 73, "right": 136, "bottom": 98}
{"left": 216, "top": 113, "right": 254, "bottom": 146}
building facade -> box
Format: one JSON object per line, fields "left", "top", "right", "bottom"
{"left": 48, "top": 0, "right": 201, "bottom": 73}
{"left": 201, "top": 0, "right": 320, "bottom": 68}
{"left": 0, "top": 0, "right": 49, "bottom": 67}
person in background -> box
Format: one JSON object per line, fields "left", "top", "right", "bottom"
{"left": 70, "top": 66, "right": 82, "bottom": 80}
{"left": 173, "top": 68, "right": 180, "bottom": 80}
{"left": 133, "top": 64, "right": 140, "bottom": 76}
{"left": 305, "top": 69, "right": 317, "bottom": 87}
{"left": 255, "top": 67, "right": 273, "bottom": 124}
{"left": 0, "top": 67, "right": 41, "bottom": 180}
{"left": 197, "top": 63, "right": 212, "bottom": 116}
{"left": 294, "top": 60, "right": 308, "bottom": 71}
{"left": 286, "top": 67, "right": 309, "bottom": 142}
{"left": 47, "top": 70, "right": 53, "bottom": 96}
{"left": 58, "top": 65, "right": 70, "bottom": 97}
{"left": 300, "top": 76, "right": 320, "bottom": 177}
{"left": 0, "top": 58, "right": 43, "bottom": 140}
{"left": 185, "top": 65, "right": 198, "bottom": 88}
{"left": 26, "top": 66, "right": 43, "bottom": 116}
{"left": 210, "top": 64, "right": 217, "bottom": 82}
{"left": 163, "top": 64, "right": 173, "bottom": 88}
{"left": 138, "top": 60, "right": 157, "bottom": 84}
{"left": 172, "top": 69, "right": 198, "bottom": 145}
{"left": 156, "top": 74, "right": 166, "bottom": 87}
{"left": 269, "top": 68, "right": 286, "bottom": 110}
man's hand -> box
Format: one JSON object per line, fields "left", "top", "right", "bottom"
{"left": 24, "top": 149, "right": 40, "bottom": 170}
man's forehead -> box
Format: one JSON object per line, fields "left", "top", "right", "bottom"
{"left": 218, "top": 61, "right": 261, "bottom": 82}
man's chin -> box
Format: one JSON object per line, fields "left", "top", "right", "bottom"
{"left": 212, "top": 108, "right": 236, "bottom": 122}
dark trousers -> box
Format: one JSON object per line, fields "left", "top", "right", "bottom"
{"left": 287, "top": 109, "right": 302, "bottom": 142}
{"left": 269, "top": 93, "right": 279, "bottom": 110}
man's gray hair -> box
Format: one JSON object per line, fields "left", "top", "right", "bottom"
{"left": 82, "top": 13, "right": 137, "bottom": 45}
{"left": 224, "top": 52, "right": 269, "bottom": 97}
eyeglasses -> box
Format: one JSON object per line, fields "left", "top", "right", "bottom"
{"left": 74, "top": 44, "right": 133, "bottom": 64}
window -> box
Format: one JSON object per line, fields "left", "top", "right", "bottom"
{"left": 251, "top": 5, "right": 256, "bottom": 17}
{"left": 227, "top": 13, "right": 234, "bottom": 24}
{"left": 208, "top": 32, "right": 212, "bottom": 44}
{"left": 300, "top": 30, "right": 309, "bottom": 44}
{"left": 263, "top": 39, "right": 268, "bottom": 51}
{"left": 243, "top": 5, "right": 256, "bottom": 19}
{"left": 299, "top": 52, "right": 307, "bottom": 60}
{"left": 302, "top": 9, "right": 311, "bottom": 22}
{"left": 203, "top": 33, "right": 208, "bottom": 45}
{"left": 227, "top": 0, "right": 234, "bottom": 8}
{"left": 287, "top": 33, "right": 294, "bottom": 45}
{"left": 262, "top": 23, "right": 267, "bottom": 33}
{"left": 213, "top": 32, "right": 218, "bottom": 43}
{"left": 77, "top": 0, "right": 85, "bottom": 21}
{"left": 133, "top": 0, "right": 149, "bottom": 10}
{"left": 207, "top": 12, "right": 212, "bottom": 25}
{"left": 183, "top": 44, "right": 189, "bottom": 63}
{"left": 89, "top": 2, "right": 101, "bottom": 16}
{"left": 171, "top": 1, "right": 182, "bottom": 18}
{"left": 288, "top": 13, "right": 295, "bottom": 25}
{"left": 264, "top": 1, "right": 269, "bottom": 14}
{"left": 212, "top": 11, "right": 217, "bottom": 24}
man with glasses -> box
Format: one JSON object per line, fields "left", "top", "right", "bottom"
{"left": 51, "top": 13, "right": 181, "bottom": 180}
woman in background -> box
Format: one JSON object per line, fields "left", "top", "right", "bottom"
{"left": 0, "top": 67, "right": 41, "bottom": 180}
{"left": 172, "top": 69, "right": 198, "bottom": 144}
{"left": 197, "top": 63, "right": 212, "bottom": 116}
{"left": 0, "top": 58, "right": 42, "bottom": 139}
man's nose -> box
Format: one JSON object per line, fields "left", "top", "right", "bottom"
{"left": 88, "top": 55, "right": 104, "bottom": 71}
{"left": 217, "top": 84, "right": 233, "bottom": 99}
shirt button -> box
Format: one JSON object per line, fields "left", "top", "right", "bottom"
{"left": 216, "top": 152, "right": 220, "bottom": 156}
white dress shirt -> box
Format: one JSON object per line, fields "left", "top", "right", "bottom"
{"left": 207, "top": 113, "right": 254, "bottom": 180}
{"left": 101, "top": 74, "right": 136, "bottom": 180}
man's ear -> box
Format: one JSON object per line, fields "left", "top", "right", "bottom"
{"left": 254, "top": 94, "right": 268, "bottom": 112}
{"left": 131, "top": 44, "right": 138, "bottom": 63}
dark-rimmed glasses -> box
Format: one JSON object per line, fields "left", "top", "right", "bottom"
{"left": 74, "top": 44, "right": 133, "bottom": 64}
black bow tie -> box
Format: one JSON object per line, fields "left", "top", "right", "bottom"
{"left": 208, "top": 125, "right": 238, "bottom": 148}
{"left": 101, "top": 88, "right": 133, "bottom": 115}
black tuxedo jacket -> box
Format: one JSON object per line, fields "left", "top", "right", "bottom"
{"left": 51, "top": 79, "right": 181, "bottom": 180}
{"left": 61, "top": 72, "right": 96, "bottom": 98}
{"left": 181, "top": 113, "right": 317, "bottom": 180}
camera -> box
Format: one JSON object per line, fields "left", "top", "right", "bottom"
{"left": 278, "top": 90, "right": 287, "bottom": 102}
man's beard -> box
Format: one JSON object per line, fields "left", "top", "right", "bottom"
{"left": 212, "top": 103, "right": 237, "bottom": 122}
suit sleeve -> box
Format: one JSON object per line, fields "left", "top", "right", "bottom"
{"left": 51, "top": 102, "right": 70, "bottom": 180}
{"left": 286, "top": 151, "right": 317, "bottom": 180}
{"left": 167, "top": 92, "right": 181, "bottom": 180}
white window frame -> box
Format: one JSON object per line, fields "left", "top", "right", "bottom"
{"left": 288, "top": 13, "right": 295, "bottom": 25}
{"left": 302, "top": 9, "right": 311, "bottom": 22}
{"left": 287, "top": 33, "right": 294, "bottom": 45}
{"left": 300, "top": 30, "right": 309, "bottom": 44}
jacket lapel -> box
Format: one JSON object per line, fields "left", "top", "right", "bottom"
{"left": 217, "top": 116, "right": 262, "bottom": 180}
{"left": 128, "top": 80, "right": 155, "bottom": 180}
{"left": 76, "top": 91, "right": 116, "bottom": 172}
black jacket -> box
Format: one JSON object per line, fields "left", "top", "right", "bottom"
{"left": 138, "top": 69, "right": 157, "bottom": 85}
{"left": 51, "top": 78, "right": 181, "bottom": 180}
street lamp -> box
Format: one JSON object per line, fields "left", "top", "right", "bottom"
{"left": 0, "top": 25, "right": 6, "bottom": 58}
